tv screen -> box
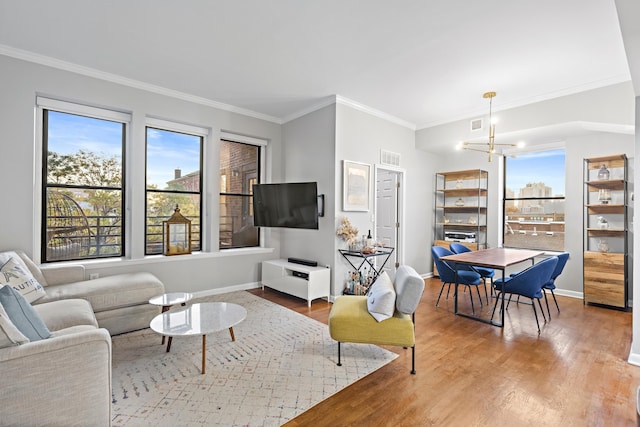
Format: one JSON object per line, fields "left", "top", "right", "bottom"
{"left": 252, "top": 182, "right": 319, "bottom": 229}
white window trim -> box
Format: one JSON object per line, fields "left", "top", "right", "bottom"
{"left": 34, "top": 97, "right": 131, "bottom": 263}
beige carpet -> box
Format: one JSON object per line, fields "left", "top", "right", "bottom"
{"left": 111, "top": 291, "right": 397, "bottom": 426}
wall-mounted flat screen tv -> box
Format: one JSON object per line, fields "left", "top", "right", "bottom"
{"left": 252, "top": 182, "right": 319, "bottom": 229}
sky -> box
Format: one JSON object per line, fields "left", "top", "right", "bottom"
{"left": 48, "top": 111, "right": 201, "bottom": 189}
{"left": 505, "top": 149, "right": 565, "bottom": 196}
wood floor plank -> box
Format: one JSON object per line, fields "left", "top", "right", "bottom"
{"left": 250, "top": 277, "right": 640, "bottom": 426}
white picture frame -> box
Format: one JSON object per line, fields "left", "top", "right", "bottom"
{"left": 343, "top": 160, "right": 370, "bottom": 211}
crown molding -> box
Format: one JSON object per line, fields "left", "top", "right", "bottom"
{"left": 0, "top": 44, "right": 283, "bottom": 124}
{"left": 334, "top": 95, "right": 416, "bottom": 130}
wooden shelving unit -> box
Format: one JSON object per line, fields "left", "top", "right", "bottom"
{"left": 433, "top": 169, "right": 488, "bottom": 275}
{"left": 583, "top": 154, "right": 628, "bottom": 309}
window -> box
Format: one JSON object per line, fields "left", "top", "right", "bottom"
{"left": 219, "top": 139, "right": 260, "bottom": 249}
{"left": 145, "top": 122, "right": 203, "bottom": 255}
{"left": 503, "top": 148, "right": 565, "bottom": 251}
{"left": 41, "top": 101, "right": 127, "bottom": 262}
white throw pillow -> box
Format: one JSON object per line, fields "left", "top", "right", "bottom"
{"left": 0, "top": 302, "right": 29, "bottom": 348}
{"left": 367, "top": 271, "right": 396, "bottom": 322}
{"left": 0, "top": 252, "right": 46, "bottom": 303}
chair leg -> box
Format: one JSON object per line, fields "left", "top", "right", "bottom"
{"left": 410, "top": 345, "right": 416, "bottom": 375}
{"left": 436, "top": 284, "right": 446, "bottom": 307}
{"left": 543, "top": 291, "right": 552, "bottom": 319}
{"left": 483, "top": 281, "right": 489, "bottom": 304}
{"left": 551, "top": 290, "right": 560, "bottom": 313}
{"left": 537, "top": 298, "right": 547, "bottom": 322}
{"left": 337, "top": 342, "right": 342, "bottom": 367}
{"left": 468, "top": 286, "right": 475, "bottom": 314}
{"left": 491, "top": 291, "right": 501, "bottom": 320}
{"left": 475, "top": 286, "right": 484, "bottom": 307}
{"left": 532, "top": 301, "right": 541, "bottom": 333}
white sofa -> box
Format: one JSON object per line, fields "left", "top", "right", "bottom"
{"left": 0, "top": 251, "right": 166, "bottom": 425}
{"left": 1, "top": 298, "right": 112, "bottom": 426}
{"left": 26, "top": 253, "right": 166, "bottom": 336}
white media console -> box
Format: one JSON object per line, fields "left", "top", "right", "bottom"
{"left": 261, "top": 259, "right": 331, "bottom": 307}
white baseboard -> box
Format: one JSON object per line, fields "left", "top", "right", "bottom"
{"left": 191, "top": 282, "right": 260, "bottom": 299}
{"left": 628, "top": 346, "right": 640, "bottom": 366}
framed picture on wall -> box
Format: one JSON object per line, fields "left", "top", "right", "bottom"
{"left": 343, "top": 160, "right": 370, "bottom": 211}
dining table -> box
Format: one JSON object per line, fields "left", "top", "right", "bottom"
{"left": 440, "top": 247, "right": 544, "bottom": 327}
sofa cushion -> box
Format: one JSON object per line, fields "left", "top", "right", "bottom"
{"left": 36, "top": 272, "right": 165, "bottom": 312}
{"left": 366, "top": 271, "right": 396, "bottom": 322}
{"left": 0, "top": 303, "right": 29, "bottom": 348}
{"left": 0, "top": 252, "right": 46, "bottom": 303}
{"left": 0, "top": 286, "right": 51, "bottom": 341}
{"left": 394, "top": 265, "right": 425, "bottom": 315}
{"left": 33, "top": 299, "right": 98, "bottom": 332}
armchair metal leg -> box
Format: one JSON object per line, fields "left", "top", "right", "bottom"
{"left": 410, "top": 346, "right": 416, "bottom": 375}
{"left": 551, "top": 290, "right": 560, "bottom": 312}
{"left": 532, "top": 302, "right": 541, "bottom": 333}
{"left": 543, "top": 291, "right": 552, "bottom": 319}
{"left": 337, "top": 342, "right": 342, "bottom": 367}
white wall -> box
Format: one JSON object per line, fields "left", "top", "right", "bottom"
{"left": 281, "top": 104, "right": 337, "bottom": 272}
{"left": 334, "top": 102, "right": 435, "bottom": 295}
{"left": 0, "top": 55, "right": 283, "bottom": 293}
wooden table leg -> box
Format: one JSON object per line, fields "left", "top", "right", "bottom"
{"left": 202, "top": 335, "right": 206, "bottom": 374}
{"left": 228, "top": 327, "right": 235, "bottom": 341}
{"left": 166, "top": 336, "right": 172, "bottom": 352}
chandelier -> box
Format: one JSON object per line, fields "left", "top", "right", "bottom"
{"left": 456, "top": 91, "right": 524, "bottom": 162}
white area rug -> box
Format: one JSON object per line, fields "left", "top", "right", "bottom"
{"left": 111, "top": 291, "right": 397, "bottom": 426}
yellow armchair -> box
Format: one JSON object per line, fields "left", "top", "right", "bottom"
{"left": 329, "top": 265, "right": 425, "bottom": 374}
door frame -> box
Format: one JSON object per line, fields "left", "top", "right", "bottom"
{"left": 374, "top": 164, "right": 406, "bottom": 270}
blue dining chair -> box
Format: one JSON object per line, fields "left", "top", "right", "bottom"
{"left": 449, "top": 243, "right": 495, "bottom": 299}
{"left": 491, "top": 256, "right": 558, "bottom": 333}
{"left": 432, "top": 246, "right": 483, "bottom": 313}
{"left": 541, "top": 252, "right": 570, "bottom": 317}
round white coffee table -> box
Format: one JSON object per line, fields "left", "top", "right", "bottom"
{"left": 149, "top": 292, "right": 194, "bottom": 344}
{"left": 150, "top": 302, "right": 247, "bottom": 374}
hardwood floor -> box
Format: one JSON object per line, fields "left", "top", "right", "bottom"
{"left": 249, "top": 277, "right": 640, "bottom": 426}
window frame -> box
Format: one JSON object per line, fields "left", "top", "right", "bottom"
{"left": 38, "top": 97, "right": 130, "bottom": 263}
{"left": 502, "top": 145, "right": 566, "bottom": 252}
{"left": 218, "top": 134, "right": 266, "bottom": 250}
{"left": 144, "top": 118, "right": 207, "bottom": 256}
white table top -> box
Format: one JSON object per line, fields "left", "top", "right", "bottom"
{"left": 149, "top": 292, "right": 193, "bottom": 306}
{"left": 150, "top": 302, "right": 247, "bottom": 337}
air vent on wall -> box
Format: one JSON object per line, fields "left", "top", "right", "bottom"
{"left": 380, "top": 149, "right": 400, "bottom": 167}
{"left": 470, "top": 118, "right": 483, "bottom": 131}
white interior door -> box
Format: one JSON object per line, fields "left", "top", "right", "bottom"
{"left": 375, "top": 168, "right": 402, "bottom": 277}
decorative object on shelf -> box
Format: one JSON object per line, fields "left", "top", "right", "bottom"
{"left": 342, "top": 160, "right": 370, "bottom": 211}
{"left": 597, "top": 164, "right": 610, "bottom": 180}
{"left": 455, "top": 91, "right": 525, "bottom": 162}
{"left": 336, "top": 217, "right": 359, "bottom": 249}
{"left": 598, "top": 189, "right": 612, "bottom": 204}
{"left": 468, "top": 216, "right": 478, "bottom": 225}
{"left": 597, "top": 216, "right": 609, "bottom": 229}
{"left": 597, "top": 239, "right": 610, "bottom": 253}
{"left": 163, "top": 205, "right": 192, "bottom": 256}
{"left": 455, "top": 198, "right": 465, "bottom": 206}
{"left": 456, "top": 179, "right": 463, "bottom": 189}
{"left": 443, "top": 216, "right": 450, "bottom": 224}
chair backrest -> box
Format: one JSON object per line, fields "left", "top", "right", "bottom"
{"left": 550, "top": 252, "right": 570, "bottom": 282}
{"left": 432, "top": 246, "right": 456, "bottom": 283}
{"left": 394, "top": 265, "right": 425, "bottom": 315}
{"left": 502, "top": 256, "right": 558, "bottom": 299}
{"left": 449, "top": 243, "right": 471, "bottom": 254}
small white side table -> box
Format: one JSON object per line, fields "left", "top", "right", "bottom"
{"left": 149, "top": 292, "right": 193, "bottom": 345}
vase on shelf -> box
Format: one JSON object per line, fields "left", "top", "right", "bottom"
{"left": 598, "top": 189, "right": 611, "bottom": 204}
{"left": 456, "top": 179, "right": 463, "bottom": 189}
{"left": 597, "top": 239, "right": 609, "bottom": 253}
{"left": 597, "top": 164, "right": 610, "bottom": 180}
{"left": 454, "top": 198, "right": 465, "bottom": 207}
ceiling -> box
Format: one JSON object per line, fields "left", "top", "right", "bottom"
{"left": 0, "top": 0, "right": 631, "bottom": 130}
